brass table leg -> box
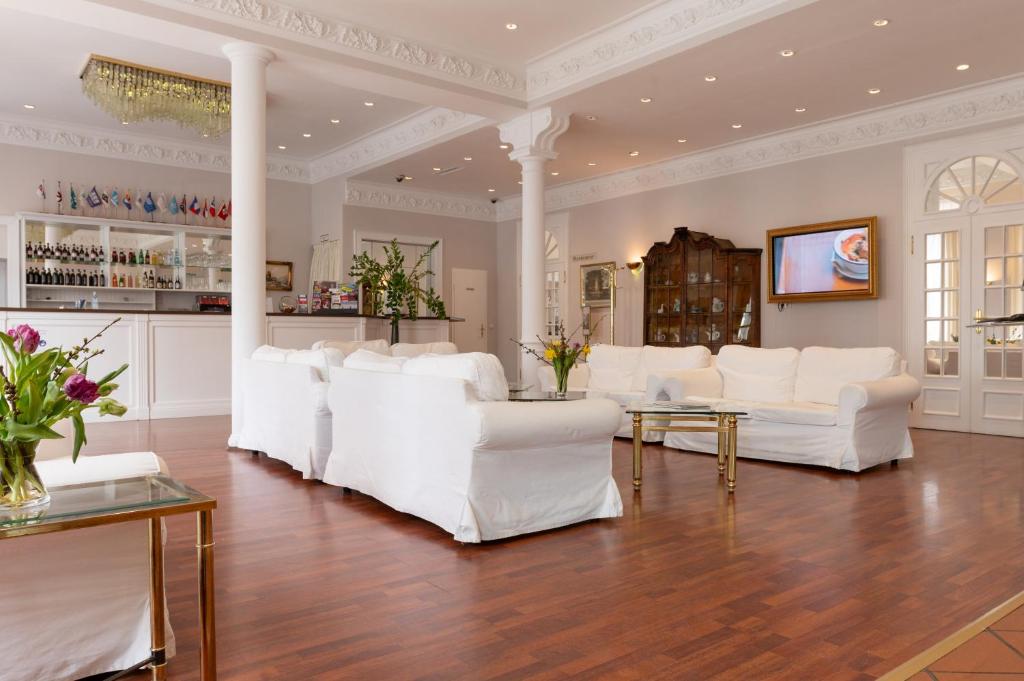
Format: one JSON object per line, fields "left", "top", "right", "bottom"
{"left": 149, "top": 518, "right": 167, "bottom": 681}
{"left": 726, "top": 415, "right": 738, "bottom": 493}
{"left": 632, "top": 413, "right": 643, "bottom": 491}
{"left": 198, "top": 510, "right": 217, "bottom": 680}
{"left": 716, "top": 413, "right": 726, "bottom": 476}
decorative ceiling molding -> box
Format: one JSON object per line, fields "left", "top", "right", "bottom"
{"left": 526, "top": 0, "right": 814, "bottom": 102}
{"left": 0, "top": 114, "right": 308, "bottom": 182}
{"left": 498, "top": 108, "right": 570, "bottom": 161}
{"left": 344, "top": 179, "right": 496, "bottom": 222}
{"left": 497, "top": 75, "right": 1024, "bottom": 220}
{"left": 309, "top": 107, "right": 489, "bottom": 183}
{"left": 172, "top": 0, "right": 525, "bottom": 98}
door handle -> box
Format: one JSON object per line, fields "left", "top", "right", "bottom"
{"left": 974, "top": 308, "right": 984, "bottom": 334}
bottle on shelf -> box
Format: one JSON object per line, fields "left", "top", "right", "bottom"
{"left": 174, "top": 275, "right": 182, "bottom": 290}
{"left": 128, "top": 249, "right": 136, "bottom": 266}
{"left": 98, "top": 271, "right": 106, "bottom": 287}
{"left": 144, "top": 249, "right": 151, "bottom": 265}
{"left": 98, "top": 245, "right": 105, "bottom": 263}
{"left": 118, "top": 273, "right": 126, "bottom": 288}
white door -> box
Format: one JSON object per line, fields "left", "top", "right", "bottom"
{"left": 451, "top": 268, "right": 488, "bottom": 353}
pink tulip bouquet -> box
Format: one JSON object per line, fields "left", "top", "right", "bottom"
{"left": 0, "top": 318, "right": 128, "bottom": 508}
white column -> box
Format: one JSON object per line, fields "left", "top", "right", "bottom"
{"left": 224, "top": 43, "right": 274, "bottom": 442}
{"left": 499, "top": 109, "right": 569, "bottom": 387}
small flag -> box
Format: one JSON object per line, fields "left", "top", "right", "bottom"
{"left": 56, "top": 181, "right": 63, "bottom": 206}
{"left": 69, "top": 185, "right": 78, "bottom": 210}
{"left": 85, "top": 186, "right": 102, "bottom": 208}
{"left": 143, "top": 192, "right": 157, "bottom": 214}
{"left": 201, "top": 199, "right": 208, "bottom": 217}
{"left": 227, "top": 200, "right": 232, "bottom": 217}
{"left": 217, "top": 201, "right": 229, "bottom": 221}
{"left": 123, "top": 191, "right": 133, "bottom": 211}
{"left": 189, "top": 196, "right": 200, "bottom": 215}
{"left": 208, "top": 197, "right": 217, "bottom": 218}
{"left": 169, "top": 195, "right": 179, "bottom": 215}
{"left": 101, "top": 191, "right": 109, "bottom": 206}
{"left": 111, "top": 189, "right": 120, "bottom": 207}
{"left": 35, "top": 181, "right": 46, "bottom": 200}
{"left": 156, "top": 193, "right": 167, "bottom": 213}
{"left": 179, "top": 196, "right": 186, "bottom": 213}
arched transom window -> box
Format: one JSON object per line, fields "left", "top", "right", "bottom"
{"left": 926, "top": 155, "right": 1024, "bottom": 213}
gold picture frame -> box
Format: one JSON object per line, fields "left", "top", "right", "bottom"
{"left": 265, "top": 260, "right": 293, "bottom": 291}
{"left": 766, "top": 216, "right": 878, "bottom": 303}
{"left": 580, "top": 261, "right": 616, "bottom": 308}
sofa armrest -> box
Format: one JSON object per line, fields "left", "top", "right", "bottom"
{"left": 837, "top": 373, "right": 921, "bottom": 425}
{"left": 655, "top": 367, "right": 724, "bottom": 401}
{"left": 536, "top": 364, "right": 590, "bottom": 391}
{"left": 472, "top": 398, "right": 620, "bottom": 450}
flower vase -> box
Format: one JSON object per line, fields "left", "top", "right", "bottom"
{"left": 554, "top": 363, "right": 570, "bottom": 398}
{"left": 390, "top": 316, "right": 400, "bottom": 345}
{"left": 0, "top": 440, "right": 49, "bottom": 510}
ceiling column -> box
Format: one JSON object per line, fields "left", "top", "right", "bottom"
{"left": 223, "top": 42, "right": 274, "bottom": 443}
{"left": 499, "top": 108, "right": 569, "bottom": 386}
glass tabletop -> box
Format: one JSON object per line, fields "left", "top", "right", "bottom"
{"left": 508, "top": 390, "right": 587, "bottom": 402}
{"left": 0, "top": 474, "right": 213, "bottom": 533}
{"left": 627, "top": 401, "right": 748, "bottom": 415}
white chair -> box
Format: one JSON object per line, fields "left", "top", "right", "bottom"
{"left": 538, "top": 344, "right": 712, "bottom": 438}
{"left": 323, "top": 352, "right": 623, "bottom": 542}
{"left": 655, "top": 345, "right": 921, "bottom": 471}
{"left": 0, "top": 452, "right": 173, "bottom": 681}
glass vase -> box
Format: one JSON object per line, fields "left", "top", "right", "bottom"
{"left": 0, "top": 440, "right": 49, "bottom": 510}
{"left": 554, "top": 364, "right": 570, "bottom": 398}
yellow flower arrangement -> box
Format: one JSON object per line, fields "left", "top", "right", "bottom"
{"left": 513, "top": 322, "right": 590, "bottom": 395}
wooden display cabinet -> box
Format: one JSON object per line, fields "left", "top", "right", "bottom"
{"left": 642, "top": 227, "right": 762, "bottom": 352}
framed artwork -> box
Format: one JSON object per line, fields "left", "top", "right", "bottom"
{"left": 266, "top": 260, "right": 293, "bottom": 291}
{"left": 766, "top": 217, "right": 878, "bottom": 303}
{"left": 580, "top": 261, "right": 616, "bottom": 308}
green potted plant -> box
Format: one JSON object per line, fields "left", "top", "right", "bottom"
{"left": 0, "top": 319, "right": 128, "bottom": 509}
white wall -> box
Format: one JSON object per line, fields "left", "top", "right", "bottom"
{"left": 0, "top": 143, "right": 313, "bottom": 309}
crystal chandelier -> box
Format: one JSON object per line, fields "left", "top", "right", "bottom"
{"left": 80, "top": 54, "right": 231, "bottom": 138}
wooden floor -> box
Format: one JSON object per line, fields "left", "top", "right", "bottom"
{"left": 70, "top": 417, "right": 1023, "bottom": 681}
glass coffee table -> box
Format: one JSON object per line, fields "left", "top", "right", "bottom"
{"left": 508, "top": 390, "right": 586, "bottom": 401}
{"left": 627, "top": 402, "right": 747, "bottom": 493}
{"left": 0, "top": 474, "right": 217, "bottom": 680}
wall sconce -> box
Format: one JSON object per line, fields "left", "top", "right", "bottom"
{"left": 626, "top": 261, "right": 644, "bottom": 275}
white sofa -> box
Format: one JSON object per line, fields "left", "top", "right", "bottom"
{"left": 323, "top": 351, "right": 624, "bottom": 542}
{"left": 0, "top": 452, "right": 173, "bottom": 681}
{"left": 233, "top": 340, "right": 458, "bottom": 479}
{"left": 538, "top": 344, "right": 712, "bottom": 438}
{"left": 654, "top": 345, "right": 921, "bottom": 471}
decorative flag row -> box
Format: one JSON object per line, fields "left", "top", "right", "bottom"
{"left": 35, "top": 179, "right": 231, "bottom": 226}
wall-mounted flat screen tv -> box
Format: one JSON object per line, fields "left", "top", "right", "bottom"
{"left": 766, "top": 216, "right": 878, "bottom": 303}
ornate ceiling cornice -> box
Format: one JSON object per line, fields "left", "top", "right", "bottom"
{"left": 344, "top": 180, "right": 496, "bottom": 222}
{"left": 173, "top": 0, "right": 525, "bottom": 97}
{"left": 526, "top": 0, "right": 813, "bottom": 102}
{"left": 309, "top": 107, "right": 488, "bottom": 183}
{"left": 0, "top": 115, "right": 308, "bottom": 182}
{"left": 496, "top": 75, "right": 1024, "bottom": 220}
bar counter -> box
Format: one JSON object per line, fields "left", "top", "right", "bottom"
{"left": 0, "top": 308, "right": 457, "bottom": 422}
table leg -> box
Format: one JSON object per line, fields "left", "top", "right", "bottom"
{"left": 632, "top": 413, "right": 643, "bottom": 491}
{"left": 148, "top": 518, "right": 167, "bottom": 681}
{"left": 716, "top": 413, "right": 726, "bottom": 476}
{"left": 726, "top": 415, "right": 738, "bottom": 493}
{"left": 197, "top": 510, "right": 217, "bottom": 680}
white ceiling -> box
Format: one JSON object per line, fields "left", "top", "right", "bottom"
{"left": 0, "top": 6, "right": 422, "bottom": 159}
{"left": 282, "top": 0, "right": 657, "bottom": 68}
{"left": 357, "top": 0, "right": 1024, "bottom": 197}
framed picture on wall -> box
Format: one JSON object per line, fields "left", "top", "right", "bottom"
{"left": 580, "top": 261, "right": 616, "bottom": 307}
{"left": 266, "top": 260, "right": 293, "bottom": 291}
{"left": 766, "top": 217, "right": 878, "bottom": 303}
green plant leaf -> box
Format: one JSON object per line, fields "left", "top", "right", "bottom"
{"left": 71, "top": 412, "right": 86, "bottom": 462}
{"left": 6, "top": 421, "right": 63, "bottom": 442}
{"left": 96, "top": 364, "right": 128, "bottom": 387}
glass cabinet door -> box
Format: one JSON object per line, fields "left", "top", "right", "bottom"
{"left": 183, "top": 232, "right": 231, "bottom": 292}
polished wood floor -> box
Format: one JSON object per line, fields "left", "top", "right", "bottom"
{"left": 70, "top": 417, "right": 1023, "bottom": 680}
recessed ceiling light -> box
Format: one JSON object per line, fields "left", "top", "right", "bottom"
{"left": 488, "top": 188, "right": 496, "bottom": 192}
{"left": 202, "top": 133, "right": 209, "bottom": 138}
{"left": 550, "top": 171, "right": 559, "bottom": 176}
{"left": 956, "top": 63, "right": 971, "bottom": 71}
{"left": 794, "top": 107, "right": 807, "bottom": 113}
{"left": 22, "top": 104, "right": 35, "bottom": 110}
{"left": 121, "top": 120, "right": 129, "bottom": 125}
{"left": 277, "top": 145, "right": 287, "bottom": 150}
{"left": 584, "top": 114, "right": 598, "bottom": 121}
{"left": 587, "top": 162, "right": 597, "bottom": 166}
{"left": 779, "top": 49, "right": 795, "bottom": 57}
{"left": 640, "top": 97, "right": 652, "bottom": 103}
{"left": 506, "top": 22, "right": 518, "bottom": 30}
{"left": 363, "top": 101, "right": 374, "bottom": 107}
{"left": 432, "top": 166, "right": 441, "bottom": 171}
{"left": 873, "top": 18, "right": 889, "bottom": 27}
{"left": 499, "top": 144, "right": 510, "bottom": 149}
{"left": 330, "top": 118, "right": 340, "bottom": 124}
{"left": 463, "top": 156, "right": 472, "bottom": 161}
{"left": 404, "top": 176, "right": 413, "bottom": 181}
{"left": 517, "top": 180, "right": 523, "bottom": 185}
{"left": 676, "top": 138, "right": 687, "bottom": 143}
{"left": 302, "top": 133, "right": 312, "bottom": 138}
{"left": 731, "top": 123, "right": 743, "bottom": 129}
{"left": 704, "top": 75, "right": 717, "bottom": 82}
{"left": 867, "top": 88, "right": 881, "bottom": 95}
{"left": 628, "top": 150, "right": 640, "bottom": 157}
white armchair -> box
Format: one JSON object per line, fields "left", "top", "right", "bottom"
{"left": 0, "top": 452, "right": 172, "bottom": 681}
{"left": 323, "top": 352, "right": 623, "bottom": 542}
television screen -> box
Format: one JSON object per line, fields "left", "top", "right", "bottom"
{"left": 767, "top": 218, "right": 877, "bottom": 302}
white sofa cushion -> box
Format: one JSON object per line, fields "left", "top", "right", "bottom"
{"left": 632, "top": 345, "right": 711, "bottom": 391}
{"left": 402, "top": 352, "right": 509, "bottom": 401}
{"left": 748, "top": 402, "right": 838, "bottom": 427}
{"left": 587, "top": 345, "right": 642, "bottom": 392}
{"left": 717, "top": 345, "right": 800, "bottom": 404}
{"left": 284, "top": 348, "right": 345, "bottom": 381}
{"left": 391, "top": 341, "right": 459, "bottom": 358}
{"left": 251, "top": 345, "right": 290, "bottom": 362}
{"left": 343, "top": 349, "right": 407, "bottom": 373}
{"left": 312, "top": 338, "right": 390, "bottom": 356}
{"left": 795, "top": 346, "right": 900, "bottom": 406}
